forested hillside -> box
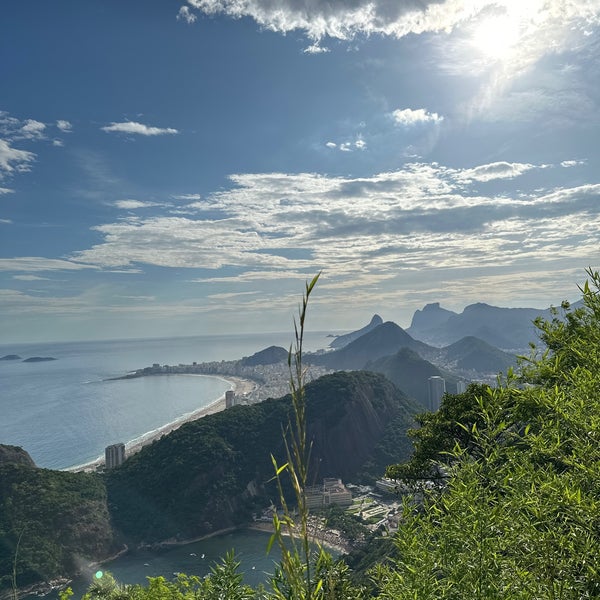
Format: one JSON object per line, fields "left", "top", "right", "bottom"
{"left": 0, "top": 463, "right": 117, "bottom": 592}
{"left": 106, "top": 370, "right": 417, "bottom": 543}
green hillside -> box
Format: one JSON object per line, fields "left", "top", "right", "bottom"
{"left": 366, "top": 347, "right": 459, "bottom": 407}
{"left": 106, "top": 370, "right": 417, "bottom": 543}
{"left": 0, "top": 462, "right": 117, "bottom": 592}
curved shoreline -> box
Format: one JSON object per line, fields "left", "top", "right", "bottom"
{"left": 65, "top": 375, "right": 257, "bottom": 473}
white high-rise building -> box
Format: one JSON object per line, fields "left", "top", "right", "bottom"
{"left": 456, "top": 380, "right": 468, "bottom": 394}
{"left": 427, "top": 376, "right": 446, "bottom": 411}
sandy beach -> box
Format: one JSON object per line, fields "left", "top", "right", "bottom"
{"left": 68, "top": 375, "right": 257, "bottom": 472}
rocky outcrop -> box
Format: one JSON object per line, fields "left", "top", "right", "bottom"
{"left": 0, "top": 444, "right": 35, "bottom": 467}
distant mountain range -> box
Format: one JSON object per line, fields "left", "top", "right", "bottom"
{"left": 310, "top": 315, "right": 519, "bottom": 408}
{"left": 311, "top": 318, "right": 515, "bottom": 376}
{"left": 407, "top": 301, "right": 555, "bottom": 350}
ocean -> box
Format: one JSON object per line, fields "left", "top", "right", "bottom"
{"left": 0, "top": 331, "right": 332, "bottom": 470}
{"left": 1, "top": 332, "right": 335, "bottom": 597}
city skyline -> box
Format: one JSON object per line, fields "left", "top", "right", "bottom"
{"left": 1, "top": 1, "right": 599, "bottom": 343}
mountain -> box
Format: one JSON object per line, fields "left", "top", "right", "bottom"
{"left": 311, "top": 321, "right": 432, "bottom": 371}
{"left": 328, "top": 314, "right": 384, "bottom": 349}
{"left": 409, "top": 303, "right": 457, "bottom": 333}
{"left": 366, "top": 348, "right": 460, "bottom": 408}
{"left": 407, "top": 302, "right": 553, "bottom": 350}
{"left": 106, "top": 370, "right": 417, "bottom": 543}
{"left": 440, "top": 336, "right": 517, "bottom": 375}
{"left": 240, "top": 345, "right": 288, "bottom": 366}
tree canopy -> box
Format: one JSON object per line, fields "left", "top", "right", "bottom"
{"left": 379, "top": 269, "right": 600, "bottom": 599}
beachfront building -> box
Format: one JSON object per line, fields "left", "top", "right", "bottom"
{"left": 225, "top": 390, "right": 236, "bottom": 408}
{"left": 105, "top": 442, "right": 125, "bottom": 469}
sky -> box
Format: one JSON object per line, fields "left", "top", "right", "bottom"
{"left": 1, "top": 0, "right": 600, "bottom": 343}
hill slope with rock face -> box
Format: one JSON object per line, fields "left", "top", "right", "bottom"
{"left": 106, "top": 370, "right": 418, "bottom": 543}
{"left": 366, "top": 348, "right": 460, "bottom": 407}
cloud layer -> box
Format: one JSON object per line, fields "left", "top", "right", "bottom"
{"left": 68, "top": 160, "right": 599, "bottom": 302}
{"left": 181, "top": 0, "right": 599, "bottom": 44}
{"left": 102, "top": 121, "right": 179, "bottom": 136}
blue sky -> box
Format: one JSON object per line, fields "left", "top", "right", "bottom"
{"left": 1, "top": 0, "right": 599, "bottom": 343}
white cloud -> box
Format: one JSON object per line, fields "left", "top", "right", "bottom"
{"left": 0, "top": 257, "right": 97, "bottom": 272}
{"left": 561, "top": 160, "right": 586, "bottom": 168}
{"left": 182, "top": 0, "right": 600, "bottom": 52}
{"left": 56, "top": 120, "right": 73, "bottom": 132}
{"left": 114, "top": 199, "right": 159, "bottom": 210}
{"left": 21, "top": 119, "right": 46, "bottom": 139}
{"left": 392, "top": 108, "right": 443, "bottom": 127}
{"left": 177, "top": 5, "right": 197, "bottom": 23}
{"left": 0, "top": 139, "right": 36, "bottom": 176}
{"left": 326, "top": 136, "right": 366, "bottom": 152}
{"left": 67, "top": 160, "right": 600, "bottom": 299}
{"left": 13, "top": 274, "right": 51, "bottom": 281}
{"left": 455, "top": 161, "right": 537, "bottom": 183}
{"left": 0, "top": 218, "right": 12, "bottom": 224}
{"left": 172, "top": 193, "right": 202, "bottom": 200}
{"left": 101, "top": 121, "right": 179, "bottom": 136}
{"left": 303, "top": 43, "right": 330, "bottom": 54}
{"left": 183, "top": 0, "right": 483, "bottom": 41}
{"left": 0, "top": 186, "right": 14, "bottom": 194}
{"left": 52, "top": 139, "right": 64, "bottom": 147}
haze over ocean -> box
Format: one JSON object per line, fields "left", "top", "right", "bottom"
{"left": 0, "top": 332, "right": 331, "bottom": 469}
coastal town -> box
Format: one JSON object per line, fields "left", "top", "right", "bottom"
{"left": 112, "top": 355, "right": 333, "bottom": 405}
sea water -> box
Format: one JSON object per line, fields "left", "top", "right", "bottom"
{"left": 0, "top": 332, "right": 332, "bottom": 469}
{"left": 58, "top": 530, "right": 285, "bottom": 597}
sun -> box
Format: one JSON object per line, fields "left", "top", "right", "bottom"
{"left": 472, "top": 13, "right": 521, "bottom": 60}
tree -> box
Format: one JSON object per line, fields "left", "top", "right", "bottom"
{"left": 380, "top": 269, "right": 600, "bottom": 599}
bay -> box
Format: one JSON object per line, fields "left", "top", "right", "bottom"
{"left": 0, "top": 332, "right": 332, "bottom": 469}
{"left": 56, "top": 530, "right": 282, "bottom": 598}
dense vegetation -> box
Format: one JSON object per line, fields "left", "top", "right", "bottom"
{"left": 0, "top": 463, "right": 116, "bottom": 591}
{"left": 377, "top": 273, "right": 600, "bottom": 598}
{"left": 0, "top": 370, "right": 416, "bottom": 593}
{"left": 106, "top": 370, "right": 417, "bottom": 543}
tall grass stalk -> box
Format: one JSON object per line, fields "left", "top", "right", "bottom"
{"left": 268, "top": 273, "right": 324, "bottom": 600}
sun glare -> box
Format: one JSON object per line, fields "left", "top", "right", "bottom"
{"left": 472, "top": 14, "right": 521, "bottom": 59}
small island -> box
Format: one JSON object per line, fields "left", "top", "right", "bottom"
{"left": 0, "top": 354, "right": 21, "bottom": 361}
{"left": 22, "top": 356, "right": 57, "bottom": 363}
